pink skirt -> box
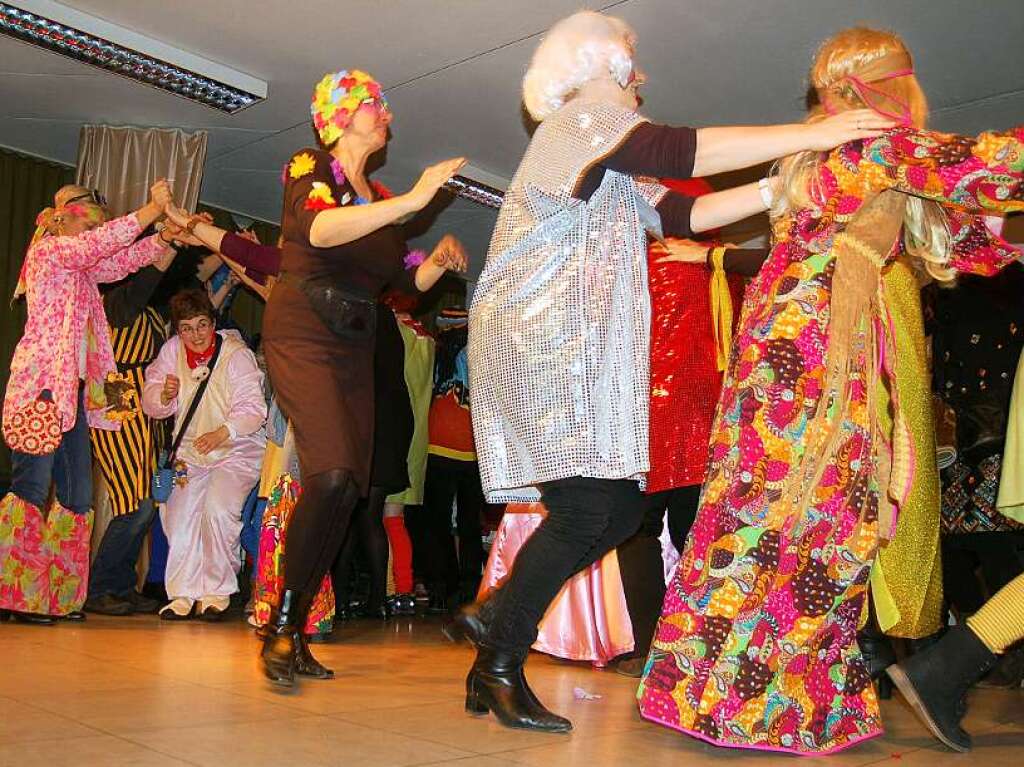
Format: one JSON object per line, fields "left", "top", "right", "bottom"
{"left": 479, "top": 503, "right": 634, "bottom": 666}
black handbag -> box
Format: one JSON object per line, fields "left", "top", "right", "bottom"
{"left": 151, "top": 336, "right": 223, "bottom": 503}
{"left": 281, "top": 272, "right": 376, "bottom": 343}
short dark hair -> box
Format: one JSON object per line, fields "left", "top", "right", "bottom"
{"left": 170, "top": 288, "right": 215, "bottom": 329}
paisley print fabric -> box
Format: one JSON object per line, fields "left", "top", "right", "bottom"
{"left": 252, "top": 475, "right": 334, "bottom": 636}
{"left": 638, "top": 126, "right": 1024, "bottom": 754}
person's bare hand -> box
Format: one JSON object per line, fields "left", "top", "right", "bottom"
{"left": 807, "top": 109, "right": 896, "bottom": 151}
{"left": 150, "top": 179, "right": 173, "bottom": 209}
{"left": 237, "top": 229, "right": 260, "bottom": 244}
{"left": 430, "top": 234, "right": 468, "bottom": 273}
{"left": 652, "top": 238, "right": 709, "bottom": 265}
{"left": 407, "top": 157, "right": 466, "bottom": 210}
{"left": 161, "top": 374, "right": 180, "bottom": 405}
{"left": 193, "top": 425, "right": 229, "bottom": 455}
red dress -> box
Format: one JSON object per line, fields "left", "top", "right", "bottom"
{"left": 646, "top": 178, "right": 744, "bottom": 493}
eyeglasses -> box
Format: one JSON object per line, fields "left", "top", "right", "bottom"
{"left": 178, "top": 319, "right": 213, "bottom": 336}
{"left": 66, "top": 189, "right": 108, "bottom": 207}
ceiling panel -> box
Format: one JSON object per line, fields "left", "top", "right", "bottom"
{"left": 1, "top": 0, "right": 1021, "bottom": 270}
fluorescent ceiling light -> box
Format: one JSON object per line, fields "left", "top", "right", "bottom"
{"left": 1, "top": 0, "right": 267, "bottom": 113}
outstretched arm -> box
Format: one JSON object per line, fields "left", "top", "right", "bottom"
{"left": 692, "top": 110, "right": 894, "bottom": 176}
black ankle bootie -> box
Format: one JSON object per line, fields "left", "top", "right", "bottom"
{"left": 887, "top": 624, "right": 998, "bottom": 752}
{"left": 443, "top": 587, "right": 501, "bottom": 647}
{"left": 295, "top": 632, "right": 334, "bottom": 679}
{"left": 465, "top": 645, "right": 572, "bottom": 733}
{"left": 260, "top": 589, "right": 303, "bottom": 687}
{"left": 292, "top": 592, "right": 333, "bottom": 679}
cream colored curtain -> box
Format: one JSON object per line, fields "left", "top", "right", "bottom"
{"left": 76, "top": 125, "right": 207, "bottom": 216}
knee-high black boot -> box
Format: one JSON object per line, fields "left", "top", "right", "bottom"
{"left": 260, "top": 589, "right": 303, "bottom": 687}
{"left": 465, "top": 645, "right": 572, "bottom": 733}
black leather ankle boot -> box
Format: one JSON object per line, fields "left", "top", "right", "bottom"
{"left": 260, "top": 589, "right": 302, "bottom": 687}
{"left": 443, "top": 586, "right": 501, "bottom": 647}
{"left": 295, "top": 632, "right": 334, "bottom": 679}
{"left": 465, "top": 645, "right": 572, "bottom": 733}
{"left": 887, "top": 624, "right": 998, "bottom": 752}
{"left": 292, "top": 592, "right": 333, "bottom": 679}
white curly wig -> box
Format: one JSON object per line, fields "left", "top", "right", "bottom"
{"left": 522, "top": 10, "right": 636, "bottom": 121}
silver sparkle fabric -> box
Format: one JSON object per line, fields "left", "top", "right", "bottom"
{"left": 469, "top": 100, "right": 667, "bottom": 502}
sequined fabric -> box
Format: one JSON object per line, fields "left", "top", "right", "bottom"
{"left": 647, "top": 254, "right": 744, "bottom": 493}
{"left": 469, "top": 100, "right": 666, "bottom": 501}
{"left": 870, "top": 259, "right": 943, "bottom": 639}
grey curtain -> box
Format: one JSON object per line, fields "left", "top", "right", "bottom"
{"left": 76, "top": 125, "right": 207, "bottom": 215}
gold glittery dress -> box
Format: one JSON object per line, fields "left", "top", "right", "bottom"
{"left": 870, "top": 257, "right": 944, "bottom": 638}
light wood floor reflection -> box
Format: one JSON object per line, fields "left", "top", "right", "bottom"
{"left": 1, "top": 615, "right": 1021, "bottom": 766}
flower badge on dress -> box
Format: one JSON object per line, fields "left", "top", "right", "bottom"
{"left": 289, "top": 152, "right": 317, "bottom": 180}
{"left": 191, "top": 365, "right": 211, "bottom": 383}
{"left": 304, "top": 182, "right": 338, "bottom": 212}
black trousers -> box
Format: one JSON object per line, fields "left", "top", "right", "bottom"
{"left": 485, "top": 477, "right": 647, "bottom": 654}
{"left": 615, "top": 486, "right": 700, "bottom": 659}
{"left": 422, "top": 455, "right": 485, "bottom": 598}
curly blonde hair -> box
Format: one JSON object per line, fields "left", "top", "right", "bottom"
{"left": 522, "top": 11, "right": 635, "bottom": 121}
{"left": 776, "top": 27, "right": 953, "bottom": 282}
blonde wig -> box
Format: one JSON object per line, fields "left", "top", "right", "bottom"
{"left": 522, "top": 10, "right": 636, "bottom": 121}
{"left": 776, "top": 27, "right": 953, "bottom": 282}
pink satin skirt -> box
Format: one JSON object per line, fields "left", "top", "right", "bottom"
{"left": 478, "top": 503, "right": 634, "bottom": 666}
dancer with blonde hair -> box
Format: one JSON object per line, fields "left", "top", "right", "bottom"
{"left": 638, "top": 27, "right": 1024, "bottom": 754}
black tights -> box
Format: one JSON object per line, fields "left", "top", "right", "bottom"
{"left": 485, "top": 477, "right": 647, "bottom": 654}
{"left": 283, "top": 468, "right": 361, "bottom": 595}
{"left": 331, "top": 487, "right": 389, "bottom": 612}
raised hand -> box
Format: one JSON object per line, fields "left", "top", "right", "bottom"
{"left": 163, "top": 203, "right": 191, "bottom": 228}
{"left": 408, "top": 157, "right": 467, "bottom": 211}
{"left": 161, "top": 374, "right": 180, "bottom": 405}
{"left": 806, "top": 109, "right": 896, "bottom": 151}
{"left": 150, "top": 178, "right": 173, "bottom": 210}
{"left": 430, "top": 234, "right": 468, "bottom": 273}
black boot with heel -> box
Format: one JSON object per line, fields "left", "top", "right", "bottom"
{"left": 465, "top": 645, "right": 572, "bottom": 733}
{"left": 260, "top": 589, "right": 303, "bottom": 687}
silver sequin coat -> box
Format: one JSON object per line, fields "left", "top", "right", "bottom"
{"left": 469, "top": 101, "right": 667, "bottom": 501}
